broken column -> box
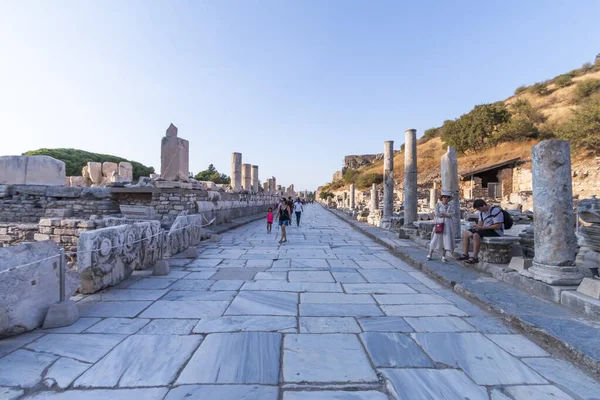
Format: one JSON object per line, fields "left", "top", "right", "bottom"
{"left": 526, "top": 140, "right": 582, "bottom": 285}
{"left": 350, "top": 184, "right": 356, "bottom": 209}
{"left": 381, "top": 140, "right": 394, "bottom": 229}
{"left": 430, "top": 182, "right": 439, "bottom": 210}
{"left": 242, "top": 163, "right": 252, "bottom": 191}
{"left": 160, "top": 123, "right": 189, "bottom": 181}
{"left": 370, "top": 183, "right": 379, "bottom": 212}
{"left": 404, "top": 129, "right": 418, "bottom": 227}
{"left": 251, "top": 165, "right": 259, "bottom": 193}
{"left": 441, "top": 146, "right": 460, "bottom": 239}
{"left": 231, "top": 153, "right": 242, "bottom": 191}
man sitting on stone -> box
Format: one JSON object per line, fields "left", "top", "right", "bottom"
{"left": 458, "top": 199, "right": 504, "bottom": 264}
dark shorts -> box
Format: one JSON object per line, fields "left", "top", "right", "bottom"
{"left": 469, "top": 228, "right": 500, "bottom": 238}
{"left": 279, "top": 220, "right": 289, "bottom": 226}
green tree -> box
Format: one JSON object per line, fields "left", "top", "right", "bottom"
{"left": 554, "top": 74, "right": 573, "bottom": 88}
{"left": 356, "top": 173, "right": 383, "bottom": 189}
{"left": 194, "top": 164, "right": 231, "bottom": 184}
{"left": 558, "top": 97, "right": 600, "bottom": 153}
{"left": 319, "top": 191, "right": 334, "bottom": 200}
{"left": 532, "top": 82, "right": 550, "bottom": 96}
{"left": 343, "top": 169, "right": 360, "bottom": 184}
{"left": 511, "top": 99, "right": 547, "bottom": 124}
{"left": 514, "top": 85, "right": 528, "bottom": 95}
{"left": 575, "top": 79, "right": 600, "bottom": 100}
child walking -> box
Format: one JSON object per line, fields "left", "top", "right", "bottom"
{"left": 267, "top": 207, "right": 274, "bottom": 233}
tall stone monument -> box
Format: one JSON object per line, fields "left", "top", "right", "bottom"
{"left": 242, "top": 163, "right": 252, "bottom": 191}
{"left": 441, "top": 147, "right": 460, "bottom": 238}
{"left": 231, "top": 153, "right": 242, "bottom": 191}
{"left": 161, "top": 123, "right": 189, "bottom": 181}
{"left": 404, "top": 129, "right": 418, "bottom": 227}
{"left": 382, "top": 140, "right": 394, "bottom": 229}
{"left": 526, "top": 140, "right": 582, "bottom": 285}
{"left": 350, "top": 184, "right": 356, "bottom": 209}
{"left": 251, "top": 165, "right": 259, "bottom": 193}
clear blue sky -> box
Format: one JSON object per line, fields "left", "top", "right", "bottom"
{"left": 1, "top": 1, "right": 599, "bottom": 192}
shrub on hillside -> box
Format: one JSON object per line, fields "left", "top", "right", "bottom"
{"left": 575, "top": 79, "right": 600, "bottom": 99}
{"left": 531, "top": 82, "right": 550, "bottom": 96}
{"left": 511, "top": 99, "right": 547, "bottom": 124}
{"left": 23, "top": 148, "right": 155, "bottom": 180}
{"left": 493, "top": 116, "right": 538, "bottom": 144}
{"left": 514, "top": 85, "right": 528, "bottom": 95}
{"left": 554, "top": 74, "right": 573, "bottom": 88}
{"left": 319, "top": 191, "right": 334, "bottom": 200}
{"left": 558, "top": 97, "right": 600, "bottom": 153}
{"left": 356, "top": 173, "right": 383, "bottom": 189}
{"left": 343, "top": 169, "right": 360, "bottom": 184}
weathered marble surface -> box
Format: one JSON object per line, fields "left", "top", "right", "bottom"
{"left": 26, "top": 333, "right": 126, "bottom": 363}
{"left": 193, "top": 316, "right": 296, "bottom": 333}
{"left": 284, "top": 391, "right": 388, "bottom": 400}
{"left": 0, "top": 350, "right": 57, "bottom": 387}
{"left": 166, "top": 385, "right": 278, "bottom": 400}
{"left": 0, "top": 155, "right": 65, "bottom": 186}
{"left": 361, "top": 332, "right": 433, "bottom": 367}
{"left": 139, "top": 300, "right": 229, "bottom": 318}
{"left": 343, "top": 283, "right": 417, "bottom": 294}
{"left": 43, "top": 357, "right": 91, "bottom": 389}
{"left": 524, "top": 357, "right": 600, "bottom": 400}
{"left": 357, "top": 317, "right": 413, "bottom": 332}
{"left": 25, "top": 389, "right": 168, "bottom": 399}
{"left": 299, "top": 317, "right": 361, "bottom": 333}
{"left": 403, "top": 129, "right": 418, "bottom": 227}
{"left": 177, "top": 332, "right": 281, "bottom": 384}
{"left": 382, "top": 304, "right": 467, "bottom": 317}
{"left": 85, "top": 317, "right": 150, "bottom": 334}
{"left": 485, "top": 334, "right": 549, "bottom": 357}
{"left": 300, "top": 304, "right": 383, "bottom": 317}
{"left": 381, "top": 140, "right": 394, "bottom": 228}
{"left": 226, "top": 291, "right": 298, "bottom": 316}
{"left": 404, "top": 317, "right": 475, "bottom": 332}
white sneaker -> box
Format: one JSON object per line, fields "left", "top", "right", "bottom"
{"left": 426, "top": 255, "right": 432, "bottom": 261}
{"left": 441, "top": 257, "right": 447, "bottom": 263}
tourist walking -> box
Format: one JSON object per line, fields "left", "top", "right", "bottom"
{"left": 277, "top": 199, "right": 291, "bottom": 243}
{"left": 427, "top": 193, "right": 455, "bottom": 262}
{"left": 294, "top": 198, "right": 304, "bottom": 227}
{"left": 266, "top": 207, "right": 274, "bottom": 233}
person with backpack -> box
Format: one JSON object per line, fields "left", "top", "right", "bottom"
{"left": 276, "top": 198, "right": 291, "bottom": 244}
{"left": 457, "top": 199, "right": 512, "bottom": 265}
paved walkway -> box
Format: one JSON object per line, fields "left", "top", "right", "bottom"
{"left": 1, "top": 205, "right": 599, "bottom": 399}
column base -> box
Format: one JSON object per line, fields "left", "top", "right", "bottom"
{"left": 380, "top": 218, "right": 391, "bottom": 230}
{"left": 523, "top": 261, "right": 584, "bottom": 285}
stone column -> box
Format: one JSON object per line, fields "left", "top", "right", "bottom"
{"left": 441, "top": 147, "right": 461, "bottom": 239}
{"left": 403, "top": 129, "right": 418, "bottom": 227}
{"left": 526, "top": 140, "right": 581, "bottom": 285}
{"left": 242, "top": 163, "right": 252, "bottom": 191}
{"left": 429, "top": 185, "right": 439, "bottom": 211}
{"left": 272, "top": 177, "right": 277, "bottom": 195}
{"left": 382, "top": 140, "right": 394, "bottom": 228}
{"left": 231, "top": 152, "right": 242, "bottom": 191}
{"left": 350, "top": 184, "right": 356, "bottom": 209}
{"left": 370, "top": 183, "right": 379, "bottom": 212}
{"left": 251, "top": 165, "right": 259, "bottom": 193}
{"left": 161, "top": 124, "right": 189, "bottom": 181}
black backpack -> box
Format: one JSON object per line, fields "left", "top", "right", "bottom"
{"left": 482, "top": 206, "right": 514, "bottom": 230}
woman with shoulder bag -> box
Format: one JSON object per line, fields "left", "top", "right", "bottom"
{"left": 427, "top": 193, "right": 455, "bottom": 262}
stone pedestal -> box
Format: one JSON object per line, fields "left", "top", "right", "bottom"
{"left": 231, "top": 153, "right": 242, "bottom": 191}
{"left": 526, "top": 140, "right": 581, "bottom": 285}
{"left": 350, "top": 184, "right": 356, "bottom": 209}
{"left": 43, "top": 301, "right": 79, "bottom": 329}
{"left": 381, "top": 140, "right": 394, "bottom": 229}
{"left": 403, "top": 129, "right": 417, "bottom": 227}
{"left": 242, "top": 163, "right": 252, "bottom": 191}
{"left": 251, "top": 165, "right": 259, "bottom": 193}
{"left": 161, "top": 124, "right": 189, "bottom": 181}
{"left": 0, "top": 155, "right": 66, "bottom": 186}
{"left": 153, "top": 260, "right": 170, "bottom": 276}
{"left": 441, "top": 147, "right": 460, "bottom": 239}
{"left": 577, "top": 277, "right": 600, "bottom": 299}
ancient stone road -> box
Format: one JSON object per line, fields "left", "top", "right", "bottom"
{"left": 1, "top": 205, "right": 600, "bottom": 399}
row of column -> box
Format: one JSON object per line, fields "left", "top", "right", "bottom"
{"left": 231, "top": 152, "right": 279, "bottom": 194}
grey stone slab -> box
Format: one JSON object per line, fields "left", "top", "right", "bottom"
{"left": 169, "top": 280, "right": 214, "bottom": 291}
{"left": 210, "top": 280, "right": 244, "bottom": 291}
{"left": 242, "top": 281, "right": 343, "bottom": 292}
{"left": 42, "top": 357, "right": 91, "bottom": 389}
{"left": 327, "top": 259, "right": 360, "bottom": 268}
{"left": 167, "top": 259, "right": 194, "bottom": 267}
{"left": 404, "top": 317, "right": 476, "bottom": 333}
{"left": 183, "top": 271, "right": 216, "bottom": 279}
{"left": 162, "top": 290, "right": 236, "bottom": 301}
{"left": 165, "top": 385, "right": 279, "bottom": 400}
{"left": 194, "top": 316, "right": 296, "bottom": 333}
{"left": 24, "top": 388, "right": 168, "bottom": 399}
{"left": 41, "top": 318, "right": 102, "bottom": 334}
{"left": 186, "top": 258, "right": 222, "bottom": 268}
{"left": 0, "top": 332, "right": 44, "bottom": 357}
{"left": 0, "top": 388, "right": 23, "bottom": 400}
{"left": 407, "top": 271, "right": 444, "bottom": 289}
{"left": 486, "top": 334, "right": 549, "bottom": 357}
{"left": 374, "top": 294, "right": 450, "bottom": 305}
{"left": 255, "top": 271, "right": 288, "bottom": 280}
{"left": 382, "top": 304, "right": 468, "bottom": 317}
{"left": 127, "top": 278, "right": 177, "bottom": 289}
{"left": 26, "top": 333, "right": 126, "bottom": 363}
{"left": 343, "top": 284, "right": 417, "bottom": 294}
{"left": 301, "top": 304, "right": 383, "bottom": 317}
{"left": 355, "top": 260, "right": 393, "bottom": 269}
{"left": 357, "top": 317, "right": 413, "bottom": 332}
{"left": 85, "top": 318, "right": 150, "bottom": 334}
{"left": 211, "top": 268, "right": 265, "bottom": 280}
{"left": 300, "top": 317, "right": 361, "bottom": 333}
{"left": 464, "top": 317, "right": 512, "bottom": 334}
{"left": 283, "top": 391, "right": 388, "bottom": 400}
{"left": 77, "top": 301, "right": 151, "bottom": 318}
{"left": 226, "top": 291, "right": 298, "bottom": 316}
{"left": 283, "top": 334, "right": 377, "bottom": 383}
{"left": 381, "top": 368, "right": 488, "bottom": 400}
{"left": 215, "top": 259, "right": 248, "bottom": 268}
{"left": 289, "top": 271, "right": 334, "bottom": 283}
{"left": 360, "top": 332, "right": 433, "bottom": 368}
{"left": 137, "top": 319, "right": 198, "bottom": 335}
{"left": 407, "top": 283, "right": 436, "bottom": 294}
{"left": 413, "top": 333, "right": 547, "bottom": 385}
{"left": 176, "top": 332, "right": 281, "bottom": 384}
{"left": 75, "top": 335, "right": 201, "bottom": 388}
{"left": 523, "top": 357, "right": 600, "bottom": 400}
{"left": 82, "top": 289, "right": 169, "bottom": 301}
{"left": 332, "top": 272, "right": 366, "bottom": 283}
{"left": 140, "top": 301, "right": 229, "bottom": 319}
{"left": 497, "top": 385, "right": 576, "bottom": 400}
{"left": 152, "top": 271, "right": 190, "bottom": 279}
{"left": 301, "top": 293, "right": 374, "bottom": 304}
{"left": 245, "top": 259, "right": 275, "bottom": 268}
{"left": 0, "top": 349, "right": 57, "bottom": 387}
{"left": 359, "top": 269, "right": 419, "bottom": 284}
{"left": 291, "top": 259, "right": 330, "bottom": 268}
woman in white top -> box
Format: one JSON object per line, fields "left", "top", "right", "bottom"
{"left": 427, "top": 193, "right": 455, "bottom": 262}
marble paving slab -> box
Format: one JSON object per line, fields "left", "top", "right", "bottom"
{"left": 289, "top": 271, "right": 335, "bottom": 283}
{"left": 357, "top": 317, "right": 414, "bottom": 332}
{"left": 162, "top": 290, "right": 236, "bottom": 301}
{"left": 290, "top": 259, "right": 331, "bottom": 268}
{"left": 0, "top": 332, "right": 44, "bottom": 357}
{"left": 26, "top": 334, "right": 126, "bottom": 363}
{"left": 210, "top": 268, "right": 266, "bottom": 280}
{"left": 283, "top": 391, "right": 389, "bottom": 399}
{"left": 300, "top": 293, "right": 374, "bottom": 304}
{"left": 0, "top": 349, "right": 57, "bottom": 387}
{"left": 283, "top": 334, "right": 377, "bottom": 383}
{"left": 23, "top": 388, "right": 169, "bottom": 399}
{"left": 226, "top": 291, "right": 298, "bottom": 316}
{"left": 412, "top": 332, "right": 547, "bottom": 385}
{"left": 84, "top": 318, "right": 149, "bottom": 334}
{"left": 186, "top": 258, "right": 222, "bottom": 268}
{"left": 331, "top": 272, "right": 366, "bottom": 283}
{"left": 495, "top": 385, "right": 575, "bottom": 400}
{"left": 42, "top": 357, "right": 91, "bottom": 389}
{"left": 300, "top": 304, "right": 383, "bottom": 317}
{"left": 210, "top": 280, "right": 245, "bottom": 291}
{"left": 241, "top": 281, "right": 343, "bottom": 292}
{"left": 486, "top": 334, "right": 549, "bottom": 357}
{"left": 81, "top": 289, "right": 169, "bottom": 302}
{"left": 193, "top": 316, "right": 297, "bottom": 333}
{"left": 127, "top": 278, "right": 177, "bottom": 290}
{"left": 165, "top": 385, "right": 279, "bottom": 400}
{"left": 374, "top": 294, "right": 450, "bottom": 305}
{"left": 523, "top": 357, "right": 600, "bottom": 400}
{"left": 327, "top": 260, "right": 360, "bottom": 268}
{"left": 382, "top": 304, "right": 468, "bottom": 317}
{"left": 381, "top": 368, "right": 488, "bottom": 400}
{"left": 77, "top": 301, "right": 152, "bottom": 318}
{"left": 255, "top": 271, "right": 288, "bottom": 280}
{"left": 169, "top": 280, "right": 215, "bottom": 291}
{"left": 404, "top": 317, "right": 476, "bottom": 333}
{"left": 74, "top": 335, "right": 202, "bottom": 388}
{"left": 136, "top": 319, "right": 198, "bottom": 335}
{"left": 299, "top": 317, "right": 361, "bottom": 333}
{"left": 342, "top": 284, "right": 417, "bottom": 294}
{"left": 176, "top": 332, "right": 281, "bottom": 384}
{"left": 360, "top": 332, "right": 433, "bottom": 368}
{"left": 359, "top": 269, "right": 420, "bottom": 284}
{"left": 463, "top": 317, "right": 512, "bottom": 334}
{"left": 139, "top": 300, "right": 230, "bottom": 319}
{"left": 183, "top": 271, "right": 216, "bottom": 280}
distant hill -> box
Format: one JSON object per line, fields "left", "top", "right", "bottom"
{"left": 23, "top": 148, "right": 155, "bottom": 180}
